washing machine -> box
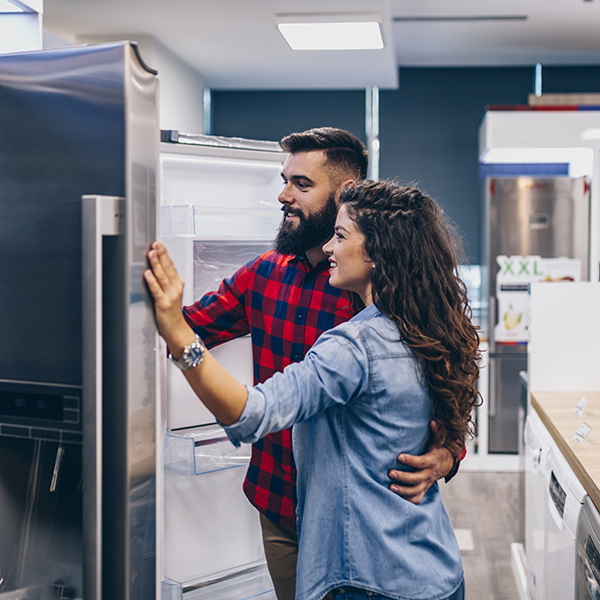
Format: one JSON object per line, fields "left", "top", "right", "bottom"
{"left": 576, "top": 496, "right": 600, "bottom": 600}
{"left": 544, "top": 440, "right": 587, "bottom": 600}
{"left": 525, "top": 409, "right": 554, "bottom": 600}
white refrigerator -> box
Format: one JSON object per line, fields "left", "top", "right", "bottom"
{"left": 158, "top": 131, "right": 286, "bottom": 600}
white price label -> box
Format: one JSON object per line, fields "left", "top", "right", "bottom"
{"left": 574, "top": 423, "right": 592, "bottom": 444}
{"left": 574, "top": 396, "right": 589, "bottom": 416}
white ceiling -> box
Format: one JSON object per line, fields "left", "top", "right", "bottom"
{"left": 42, "top": 0, "right": 600, "bottom": 90}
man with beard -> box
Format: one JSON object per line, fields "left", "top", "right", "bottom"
{"left": 181, "top": 127, "right": 457, "bottom": 600}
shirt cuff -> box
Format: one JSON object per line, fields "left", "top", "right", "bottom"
{"left": 221, "top": 386, "right": 266, "bottom": 447}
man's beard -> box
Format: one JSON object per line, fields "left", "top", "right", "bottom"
{"left": 274, "top": 193, "right": 337, "bottom": 257}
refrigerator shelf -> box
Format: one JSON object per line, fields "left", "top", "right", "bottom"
{"left": 164, "top": 424, "right": 251, "bottom": 476}
{"left": 161, "top": 204, "right": 281, "bottom": 238}
{"left": 163, "top": 560, "right": 276, "bottom": 600}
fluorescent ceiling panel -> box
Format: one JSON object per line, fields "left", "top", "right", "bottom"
{"left": 278, "top": 21, "right": 383, "bottom": 50}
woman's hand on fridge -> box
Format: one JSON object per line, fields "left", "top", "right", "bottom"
{"left": 144, "top": 240, "right": 196, "bottom": 357}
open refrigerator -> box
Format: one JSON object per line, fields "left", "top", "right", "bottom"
{"left": 159, "top": 131, "right": 286, "bottom": 600}
{"left": 0, "top": 42, "right": 286, "bottom": 600}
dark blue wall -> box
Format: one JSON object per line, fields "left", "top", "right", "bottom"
{"left": 212, "top": 66, "right": 600, "bottom": 263}
{"left": 211, "top": 90, "right": 366, "bottom": 144}
{"left": 379, "top": 67, "right": 533, "bottom": 262}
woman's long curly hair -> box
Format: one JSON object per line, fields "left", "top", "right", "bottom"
{"left": 339, "top": 180, "right": 481, "bottom": 455}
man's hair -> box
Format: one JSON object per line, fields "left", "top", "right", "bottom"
{"left": 339, "top": 180, "right": 481, "bottom": 456}
{"left": 280, "top": 127, "right": 369, "bottom": 181}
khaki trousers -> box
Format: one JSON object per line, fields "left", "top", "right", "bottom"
{"left": 259, "top": 512, "right": 298, "bottom": 600}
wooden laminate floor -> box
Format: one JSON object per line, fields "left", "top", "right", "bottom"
{"left": 440, "top": 471, "right": 522, "bottom": 600}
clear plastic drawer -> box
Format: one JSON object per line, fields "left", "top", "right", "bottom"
{"left": 164, "top": 425, "right": 251, "bottom": 476}
{"left": 163, "top": 561, "right": 276, "bottom": 600}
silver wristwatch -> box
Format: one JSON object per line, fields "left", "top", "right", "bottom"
{"left": 169, "top": 334, "right": 206, "bottom": 371}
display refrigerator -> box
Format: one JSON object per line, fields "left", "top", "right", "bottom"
{"left": 482, "top": 176, "right": 590, "bottom": 454}
{"left": 158, "top": 130, "right": 285, "bottom": 600}
{"left": 0, "top": 42, "right": 159, "bottom": 599}
{"left": 0, "top": 44, "right": 287, "bottom": 600}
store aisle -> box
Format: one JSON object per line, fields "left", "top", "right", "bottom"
{"left": 440, "top": 471, "right": 521, "bottom": 600}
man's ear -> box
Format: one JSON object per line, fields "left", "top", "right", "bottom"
{"left": 334, "top": 179, "right": 356, "bottom": 203}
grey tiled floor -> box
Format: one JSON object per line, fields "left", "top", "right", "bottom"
{"left": 440, "top": 471, "right": 522, "bottom": 600}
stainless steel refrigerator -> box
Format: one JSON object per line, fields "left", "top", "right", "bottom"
{"left": 0, "top": 42, "right": 159, "bottom": 599}
{"left": 483, "top": 176, "right": 590, "bottom": 454}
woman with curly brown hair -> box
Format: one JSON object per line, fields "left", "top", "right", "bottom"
{"left": 145, "top": 179, "right": 480, "bottom": 600}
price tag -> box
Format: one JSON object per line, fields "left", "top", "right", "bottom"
{"left": 574, "top": 396, "right": 589, "bottom": 416}
{"left": 574, "top": 423, "right": 592, "bottom": 444}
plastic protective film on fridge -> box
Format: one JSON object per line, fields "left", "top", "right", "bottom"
{"left": 0, "top": 43, "right": 159, "bottom": 600}
{"left": 159, "top": 131, "right": 285, "bottom": 600}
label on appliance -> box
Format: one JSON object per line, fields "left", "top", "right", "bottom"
{"left": 574, "top": 396, "right": 589, "bottom": 416}
{"left": 494, "top": 255, "right": 582, "bottom": 344}
{"left": 574, "top": 422, "right": 592, "bottom": 444}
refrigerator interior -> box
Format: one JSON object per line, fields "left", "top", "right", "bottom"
{"left": 159, "top": 136, "right": 285, "bottom": 599}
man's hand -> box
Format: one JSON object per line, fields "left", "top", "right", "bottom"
{"left": 388, "top": 421, "right": 455, "bottom": 504}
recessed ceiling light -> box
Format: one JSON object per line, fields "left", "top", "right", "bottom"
{"left": 278, "top": 21, "right": 384, "bottom": 51}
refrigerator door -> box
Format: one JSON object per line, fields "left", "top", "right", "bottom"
{"left": 485, "top": 176, "right": 590, "bottom": 347}
{"left": 0, "top": 43, "right": 159, "bottom": 600}
{"left": 483, "top": 176, "right": 590, "bottom": 454}
{"left": 488, "top": 354, "right": 528, "bottom": 453}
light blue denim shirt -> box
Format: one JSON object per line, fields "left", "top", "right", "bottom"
{"left": 224, "top": 304, "right": 463, "bottom": 600}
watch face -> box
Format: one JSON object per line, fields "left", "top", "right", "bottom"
{"left": 184, "top": 343, "right": 204, "bottom": 367}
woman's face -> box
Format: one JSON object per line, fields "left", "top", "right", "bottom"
{"left": 323, "top": 204, "right": 374, "bottom": 306}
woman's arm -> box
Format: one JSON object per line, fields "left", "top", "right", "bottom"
{"left": 144, "top": 241, "right": 248, "bottom": 425}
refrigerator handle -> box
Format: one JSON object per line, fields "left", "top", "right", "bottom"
{"left": 81, "top": 195, "right": 125, "bottom": 600}
{"left": 488, "top": 357, "right": 496, "bottom": 417}
{"left": 488, "top": 294, "right": 496, "bottom": 351}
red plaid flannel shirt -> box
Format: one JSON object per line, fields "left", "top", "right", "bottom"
{"left": 183, "top": 249, "right": 353, "bottom": 527}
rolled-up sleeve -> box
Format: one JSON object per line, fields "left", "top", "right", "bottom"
{"left": 223, "top": 321, "right": 370, "bottom": 446}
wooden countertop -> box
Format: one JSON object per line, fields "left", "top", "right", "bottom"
{"left": 531, "top": 391, "right": 600, "bottom": 509}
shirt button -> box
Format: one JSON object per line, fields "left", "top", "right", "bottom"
{"left": 293, "top": 354, "right": 300, "bottom": 362}
{"left": 296, "top": 313, "right": 304, "bottom": 321}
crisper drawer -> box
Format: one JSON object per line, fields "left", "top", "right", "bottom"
{"left": 163, "top": 426, "right": 268, "bottom": 586}
{"left": 163, "top": 562, "right": 277, "bottom": 600}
